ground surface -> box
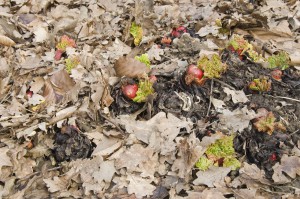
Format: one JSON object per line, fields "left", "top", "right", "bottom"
{"left": 0, "top": 0, "right": 300, "bottom": 199}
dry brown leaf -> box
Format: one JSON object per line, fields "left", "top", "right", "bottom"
{"left": 0, "top": 35, "right": 15, "bottom": 46}
{"left": 272, "top": 154, "right": 300, "bottom": 183}
{"left": 43, "top": 70, "right": 76, "bottom": 104}
{"left": 114, "top": 56, "right": 150, "bottom": 78}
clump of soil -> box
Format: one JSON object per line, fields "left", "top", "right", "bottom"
{"left": 53, "top": 125, "right": 93, "bottom": 162}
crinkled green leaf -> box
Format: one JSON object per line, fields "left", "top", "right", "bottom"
{"left": 267, "top": 51, "right": 290, "bottom": 70}
{"left": 133, "top": 79, "right": 154, "bottom": 103}
{"left": 130, "top": 22, "right": 143, "bottom": 46}
{"left": 195, "top": 157, "right": 213, "bottom": 171}
{"left": 135, "top": 54, "right": 150, "bottom": 68}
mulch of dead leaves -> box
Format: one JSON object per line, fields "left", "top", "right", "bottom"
{"left": 0, "top": 0, "right": 300, "bottom": 199}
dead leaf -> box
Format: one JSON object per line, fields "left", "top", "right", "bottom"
{"left": 115, "top": 144, "right": 156, "bottom": 173}
{"left": 44, "top": 176, "right": 68, "bottom": 193}
{"left": 43, "top": 70, "right": 76, "bottom": 104}
{"left": 0, "top": 147, "right": 13, "bottom": 170}
{"left": 29, "top": 77, "right": 45, "bottom": 93}
{"left": 0, "top": 35, "right": 15, "bottom": 46}
{"left": 114, "top": 56, "right": 150, "bottom": 78}
{"left": 272, "top": 154, "right": 300, "bottom": 183}
{"left": 92, "top": 160, "right": 116, "bottom": 183}
{"left": 127, "top": 174, "right": 156, "bottom": 199}
{"left": 33, "top": 26, "right": 49, "bottom": 43}
{"left": 147, "top": 44, "right": 164, "bottom": 61}
{"left": 223, "top": 87, "right": 249, "bottom": 104}
{"left": 211, "top": 97, "right": 226, "bottom": 112}
{"left": 171, "top": 133, "right": 203, "bottom": 179}
{"left": 239, "top": 163, "right": 270, "bottom": 185}
{"left": 92, "top": 137, "right": 122, "bottom": 157}
{"left": 186, "top": 189, "right": 226, "bottom": 199}
{"left": 28, "top": 94, "right": 45, "bottom": 105}
{"left": 218, "top": 107, "right": 257, "bottom": 132}
{"left": 193, "top": 166, "right": 231, "bottom": 187}
{"left": 117, "top": 112, "right": 192, "bottom": 156}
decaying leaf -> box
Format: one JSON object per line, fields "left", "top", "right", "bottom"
{"left": 171, "top": 133, "right": 203, "bottom": 178}
{"left": 193, "top": 166, "right": 231, "bottom": 187}
{"left": 0, "top": 147, "right": 13, "bottom": 170}
{"left": 114, "top": 56, "right": 150, "bottom": 78}
{"left": 186, "top": 189, "right": 226, "bottom": 199}
{"left": 0, "top": 35, "right": 15, "bottom": 46}
{"left": 223, "top": 87, "right": 248, "bottom": 103}
{"left": 218, "top": 107, "right": 257, "bottom": 132}
{"left": 272, "top": 154, "right": 300, "bottom": 183}
{"left": 127, "top": 174, "right": 156, "bottom": 199}
{"left": 117, "top": 112, "right": 192, "bottom": 155}
{"left": 43, "top": 70, "right": 76, "bottom": 104}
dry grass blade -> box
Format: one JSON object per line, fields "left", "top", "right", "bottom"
{"left": 114, "top": 56, "right": 150, "bottom": 78}
{"left": 0, "top": 35, "right": 15, "bottom": 46}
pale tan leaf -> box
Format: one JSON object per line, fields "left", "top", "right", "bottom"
{"left": 114, "top": 56, "right": 150, "bottom": 78}
{"left": 0, "top": 35, "right": 15, "bottom": 46}
{"left": 0, "top": 147, "right": 13, "bottom": 170}
{"left": 193, "top": 166, "right": 231, "bottom": 187}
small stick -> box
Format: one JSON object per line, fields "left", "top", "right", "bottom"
{"left": 98, "top": 111, "right": 125, "bottom": 134}
{"left": 19, "top": 166, "right": 61, "bottom": 181}
{"left": 213, "top": 78, "right": 236, "bottom": 90}
{"left": 75, "top": 25, "right": 83, "bottom": 43}
{"left": 206, "top": 79, "right": 214, "bottom": 117}
{"left": 263, "top": 94, "right": 300, "bottom": 103}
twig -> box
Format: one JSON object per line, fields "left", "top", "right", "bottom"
{"left": 19, "top": 166, "right": 61, "bottom": 181}
{"left": 288, "top": 129, "right": 299, "bottom": 137}
{"left": 206, "top": 79, "right": 214, "bottom": 117}
{"left": 75, "top": 25, "right": 83, "bottom": 43}
{"left": 263, "top": 94, "right": 300, "bottom": 103}
{"left": 213, "top": 78, "right": 236, "bottom": 90}
{"left": 98, "top": 111, "right": 125, "bottom": 134}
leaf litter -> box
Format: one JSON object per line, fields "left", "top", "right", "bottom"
{"left": 0, "top": 0, "right": 300, "bottom": 198}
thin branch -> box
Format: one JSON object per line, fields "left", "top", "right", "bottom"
{"left": 213, "top": 78, "right": 236, "bottom": 90}
{"left": 19, "top": 166, "right": 62, "bottom": 181}
{"left": 206, "top": 79, "right": 214, "bottom": 117}
{"left": 98, "top": 111, "right": 125, "bottom": 134}
{"left": 263, "top": 94, "right": 300, "bottom": 103}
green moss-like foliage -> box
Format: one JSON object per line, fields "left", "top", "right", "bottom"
{"left": 249, "top": 77, "right": 271, "bottom": 92}
{"left": 133, "top": 79, "right": 154, "bottom": 103}
{"left": 56, "top": 35, "right": 76, "bottom": 51}
{"left": 130, "top": 22, "right": 143, "bottom": 46}
{"left": 197, "top": 54, "right": 226, "bottom": 79}
{"left": 135, "top": 54, "right": 150, "bottom": 68}
{"left": 253, "top": 112, "right": 286, "bottom": 135}
{"left": 195, "top": 157, "right": 213, "bottom": 171}
{"left": 267, "top": 51, "right": 290, "bottom": 70}
{"left": 227, "top": 34, "right": 249, "bottom": 51}
{"left": 65, "top": 56, "right": 80, "bottom": 73}
{"left": 196, "top": 135, "right": 241, "bottom": 171}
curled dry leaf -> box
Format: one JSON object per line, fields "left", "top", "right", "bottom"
{"left": 43, "top": 70, "right": 76, "bottom": 104}
{"left": 0, "top": 35, "right": 15, "bottom": 46}
{"left": 114, "top": 56, "right": 150, "bottom": 78}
